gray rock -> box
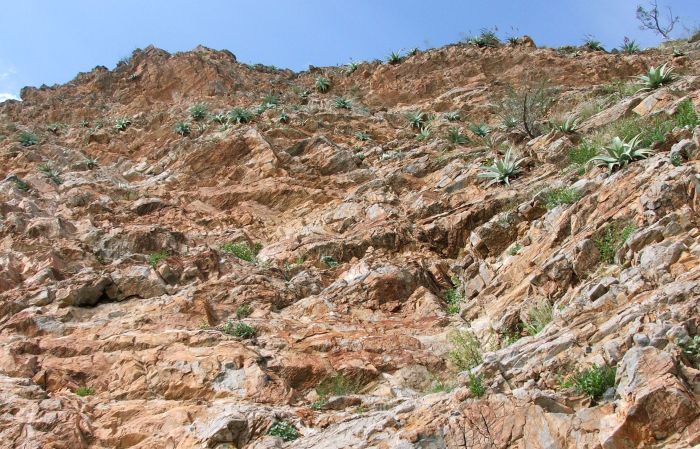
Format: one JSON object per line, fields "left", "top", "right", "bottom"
{"left": 633, "top": 333, "right": 650, "bottom": 347}
{"left": 131, "top": 197, "right": 166, "bottom": 215}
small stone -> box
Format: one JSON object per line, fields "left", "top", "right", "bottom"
{"left": 633, "top": 333, "right": 650, "bottom": 347}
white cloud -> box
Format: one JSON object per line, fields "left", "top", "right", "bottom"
{"left": 0, "top": 92, "right": 20, "bottom": 102}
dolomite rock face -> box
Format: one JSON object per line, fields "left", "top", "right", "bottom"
{"left": 0, "top": 39, "right": 699, "bottom": 449}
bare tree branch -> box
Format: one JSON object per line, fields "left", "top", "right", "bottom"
{"left": 636, "top": 0, "right": 679, "bottom": 39}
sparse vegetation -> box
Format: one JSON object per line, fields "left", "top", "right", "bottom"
{"left": 620, "top": 37, "right": 640, "bottom": 54}
{"left": 415, "top": 126, "right": 431, "bottom": 141}
{"left": 571, "top": 365, "right": 616, "bottom": 401}
{"left": 8, "top": 175, "right": 29, "bottom": 191}
{"left": 261, "top": 92, "right": 280, "bottom": 107}
{"left": 222, "top": 320, "right": 256, "bottom": 339}
{"left": 447, "top": 127, "right": 468, "bottom": 144}
{"left": 47, "top": 123, "right": 63, "bottom": 134}
{"left": 212, "top": 112, "right": 228, "bottom": 124}
{"left": 221, "top": 242, "right": 262, "bottom": 262}
{"left": 523, "top": 300, "right": 553, "bottom": 336}
{"left": 478, "top": 148, "right": 523, "bottom": 186}
{"left": 75, "top": 386, "right": 95, "bottom": 397}
{"left": 468, "top": 374, "right": 486, "bottom": 397}
{"left": 38, "top": 164, "right": 62, "bottom": 185}
{"left": 594, "top": 223, "right": 636, "bottom": 264}
{"left": 228, "top": 108, "right": 253, "bottom": 124}
{"left": 114, "top": 117, "right": 131, "bottom": 132}
{"left": 354, "top": 131, "right": 371, "bottom": 141}
{"left": 540, "top": 186, "right": 580, "bottom": 210}
{"left": 678, "top": 336, "right": 700, "bottom": 367}
{"left": 555, "top": 117, "right": 578, "bottom": 133}
{"left": 448, "top": 330, "right": 483, "bottom": 371}
{"left": 268, "top": 421, "right": 299, "bottom": 442}
{"left": 467, "top": 28, "right": 501, "bottom": 48}
{"left": 444, "top": 111, "right": 461, "bottom": 121}
{"left": 148, "top": 251, "right": 168, "bottom": 268}
{"left": 333, "top": 97, "right": 352, "bottom": 110}
{"left": 508, "top": 243, "right": 522, "bottom": 256}
{"left": 320, "top": 255, "right": 339, "bottom": 268}
{"left": 591, "top": 135, "right": 653, "bottom": 172}
{"left": 639, "top": 64, "right": 674, "bottom": 90}
{"left": 387, "top": 51, "right": 403, "bottom": 64}
{"left": 236, "top": 304, "right": 252, "bottom": 319}
{"left": 583, "top": 36, "right": 604, "bottom": 51}
{"left": 189, "top": 103, "right": 208, "bottom": 121}
{"left": 404, "top": 111, "right": 426, "bottom": 129}
{"left": 445, "top": 277, "right": 462, "bottom": 315}
{"left": 316, "top": 373, "right": 360, "bottom": 398}
{"left": 344, "top": 61, "right": 359, "bottom": 75}
{"left": 675, "top": 98, "right": 698, "bottom": 128}
{"left": 18, "top": 131, "right": 38, "bottom": 147}
{"left": 468, "top": 123, "right": 490, "bottom": 138}
{"left": 495, "top": 81, "right": 556, "bottom": 138}
{"left": 315, "top": 76, "right": 331, "bottom": 93}
{"left": 174, "top": 122, "right": 190, "bottom": 136}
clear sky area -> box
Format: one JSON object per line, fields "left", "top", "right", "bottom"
{"left": 0, "top": 0, "right": 698, "bottom": 100}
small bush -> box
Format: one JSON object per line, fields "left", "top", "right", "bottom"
{"left": 594, "top": 223, "right": 636, "bottom": 264}
{"left": 320, "top": 255, "right": 339, "bottom": 268}
{"left": 445, "top": 280, "right": 462, "bottom": 315}
{"left": 675, "top": 99, "right": 698, "bottom": 128}
{"left": 148, "top": 251, "right": 168, "bottom": 268}
{"left": 211, "top": 112, "right": 228, "bottom": 124}
{"left": 354, "top": 131, "right": 371, "bottom": 141}
{"left": 541, "top": 187, "right": 580, "bottom": 210}
{"left": 639, "top": 64, "right": 674, "bottom": 90}
{"left": 494, "top": 81, "right": 556, "bottom": 138}
{"left": 8, "top": 175, "right": 29, "bottom": 191}
{"left": 415, "top": 126, "right": 431, "bottom": 141}
{"left": 277, "top": 111, "right": 290, "bottom": 124}
{"left": 315, "top": 76, "right": 331, "bottom": 93}
{"left": 268, "top": 421, "right": 299, "bottom": 442}
{"left": 114, "top": 117, "right": 131, "bottom": 132}
{"left": 583, "top": 36, "right": 604, "bottom": 51}
{"left": 47, "top": 123, "right": 63, "bottom": 134}
{"left": 591, "top": 135, "right": 653, "bottom": 172}
{"left": 404, "top": 111, "right": 426, "bottom": 129}
{"left": 478, "top": 148, "right": 523, "bottom": 186}
{"left": 222, "top": 320, "right": 256, "bottom": 339}
{"left": 38, "top": 164, "right": 62, "bottom": 185}
{"left": 523, "top": 300, "right": 553, "bottom": 336}
{"left": 261, "top": 92, "right": 280, "bottom": 107}
{"left": 333, "top": 97, "right": 352, "bottom": 110}
{"left": 467, "top": 29, "right": 501, "bottom": 48}
{"left": 316, "top": 373, "right": 360, "bottom": 398}
{"left": 18, "top": 131, "right": 38, "bottom": 147}
{"left": 387, "top": 51, "right": 403, "bottom": 64}
{"left": 228, "top": 108, "right": 253, "bottom": 124}
{"left": 444, "top": 111, "right": 461, "bottom": 121}
{"left": 508, "top": 243, "right": 522, "bottom": 256}
{"left": 221, "top": 242, "right": 262, "bottom": 262}
{"left": 468, "top": 123, "right": 490, "bottom": 138}
{"left": 447, "top": 127, "right": 468, "bottom": 144}
{"left": 679, "top": 336, "right": 700, "bottom": 367}
{"left": 236, "top": 304, "right": 252, "bottom": 319}
{"left": 448, "top": 330, "right": 483, "bottom": 371}
{"left": 344, "top": 61, "right": 359, "bottom": 75}
{"left": 468, "top": 374, "right": 486, "bottom": 397}
{"left": 555, "top": 116, "right": 578, "bottom": 133}
{"left": 75, "top": 386, "right": 95, "bottom": 397}
{"left": 572, "top": 365, "right": 616, "bottom": 401}
{"left": 174, "top": 122, "right": 190, "bottom": 136}
{"left": 189, "top": 103, "right": 208, "bottom": 121}
{"left": 620, "top": 37, "right": 640, "bottom": 54}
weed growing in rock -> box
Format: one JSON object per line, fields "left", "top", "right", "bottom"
{"left": 236, "top": 304, "right": 252, "bottom": 319}
{"left": 221, "top": 242, "right": 262, "bottom": 263}
{"left": 354, "top": 131, "right": 371, "bottom": 141}
{"left": 523, "top": 300, "right": 553, "bottom": 336}
{"left": 572, "top": 365, "right": 616, "bottom": 401}
{"left": 478, "top": 148, "right": 523, "bottom": 186}
{"left": 675, "top": 99, "right": 698, "bottom": 128}
{"left": 555, "top": 117, "right": 578, "bottom": 134}
{"left": 387, "top": 51, "right": 403, "bottom": 64}
{"left": 148, "top": 251, "right": 168, "bottom": 268}
{"left": 583, "top": 36, "right": 604, "bottom": 51}
{"left": 594, "top": 224, "right": 636, "bottom": 264}
{"left": 344, "top": 61, "right": 359, "bottom": 75}
{"left": 268, "top": 421, "right": 299, "bottom": 441}
{"left": 427, "top": 376, "right": 457, "bottom": 394}
{"left": 38, "top": 164, "right": 62, "bottom": 185}
{"left": 404, "top": 111, "right": 426, "bottom": 129}
{"left": 468, "top": 123, "right": 490, "bottom": 138}
{"left": 448, "top": 330, "right": 483, "bottom": 371}
{"left": 47, "top": 123, "right": 64, "bottom": 134}
{"left": 75, "top": 386, "right": 95, "bottom": 397}
{"left": 174, "top": 122, "right": 190, "bottom": 136}
{"left": 494, "top": 81, "right": 556, "bottom": 138}
{"left": 316, "top": 373, "right": 360, "bottom": 398}
{"left": 591, "top": 135, "right": 653, "bottom": 172}
{"left": 222, "top": 320, "right": 256, "bottom": 339}
{"left": 415, "top": 126, "right": 431, "bottom": 141}
{"left": 189, "top": 103, "right": 208, "bottom": 121}
{"left": 261, "top": 92, "right": 280, "bottom": 107}
{"left": 678, "top": 336, "right": 700, "bottom": 367}
{"left": 18, "top": 131, "right": 38, "bottom": 147}
{"left": 444, "top": 111, "right": 461, "bottom": 121}
{"left": 228, "top": 108, "right": 253, "bottom": 124}
{"left": 8, "top": 175, "right": 29, "bottom": 191}
{"left": 211, "top": 112, "right": 228, "bottom": 124}
{"left": 445, "top": 277, "right": 462, "bottom": 315}
{"left": 540, "top": 187, "right": 580, "bottom": 210}
{"left": 447, "top": 127, "right": 468, "bottom": 144}
{"left": 508, "top": 243, "right": 522, "bottom": 256}
{"left": 468, "top": 374, "right": 486, "bottom": 397}
{"left": 620, "top": 37, "right": 640, "bottom": 54}
{"left": 467, "top": 28, "right": 501, "bottom": 48}
{"left": 639, "top": 64, "right": 674, "bottom": 90}
{"left": 315, "top": 76, "right": 331, "bottom": 93}
{"left": 114, "top": 117, "right": 131, "bottom": 132}
{"left": 277, "top": 111, "right": 290, "bottom": 124}
{"left": 333, "top": 97, "right": 352, "bottom": 110}
{"left": 320, "top": 255, "right": 339, "bottom": 268}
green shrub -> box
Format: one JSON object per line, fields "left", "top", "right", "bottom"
{"left": 445, "top": 278, "right": 462, "bottom": 315}
{"left": 478, "top": 148, "right": 523, "bottom": 186}
{"left": 508, "top": 243, "right": 522, "bottom": 256}
{"left": 467, "top": 29, "right": 500, "bottom": 48}
{"left": 18, "top": 131, "right": 38, "bottom": 146}
{"left": 541, "top": 187, "right": 580, "bottom": 210}
{"left": 468, "top": 123, "right": 490, "bottom": 137}
{"left": 572, "top": 365, "right": 616, "bottom": 401}
{"left": 320, "top": 255, "right": 339, "bottom": 268}
{"left": 523, "top": 300, "right": 553, "bottom": 336}
{"left": 404, "top": 111, "right": 426, "bottom": 129}
{"left": 148, "top": 251, "right": 168, "bottom": 268}
{"left": 444, "top": 111, "right": 461, "bottom": 121}
{"left": 38, "top": 164, "right": 62, "bottom": 185}
{"left": 315, "top": 76, "right": 331, "bottom": 93}
{"left": 114, "top": 117, "right": 131, "bottom": 132}
{"left": 222, "top": 320, "right": 256, "bottom": 339}
{"left": 679, "top": 336, "right": 700, "bottom": 367}
{"left": 387, "top": 51, "right": 403, "bottom": 64}
{"left": 268, "top": 421, "right": 299, "bottom": 441}
{"left": 228, "top": 108, "right": 253, "bottom": 124}
{"left": 468, "top": 374, "right": 486, "bottom": 397}
{"left": 354, "top": 131, "right": 371, "bottom": 141}
{"left": 447, "top": 127, "right": 468, "bottom": 144}
{"left": 639, "top": 64, "right": 674, "bottom": 90}
{"left": 675, "top": 99, "right": 698, "bottom": 128}
{"left": 591, "top": 135, "right": 653, "bottom": 172}
{"left": 555, "top": 117, "right": 578, "bottom": 133}
{"left": 494, "top": 81, "right": 556, "bottom": 138}
{"left": 8, "top": 175, "right": 29, "bottom": 191}
{"left": 221, "top": 242, "right": 262, "bottom": 262}
{"left": 620, "top": 37, "right": 640, "bottom": 54}
{"left": 594, "top": 223, "right": 636, "bottom": 264}
{"left": 344, "top": 61, "right": 359, "bottom": 75}
{"left": 568, "top": 141, "right": 598, "bottom": 168}
{"left": 448, "top": 330, "right": 483, "bottom": 371}
{"left": 261, "top": 92, "right": 280, "bottom": 107}
{"left": 212, "top": 112, "right": 228, "bottom": 124}
{"left": 189, "top": 103, "right": 208, "bottom": 121}
{"left": 316, "top": 373, "right": 360, "bottom": 397}
{"left": 75, "top": 386, "right": 95, "bottom": 397}
{"left": 583, "top": 36, "right": 604, "bottom": 51}
{"left": 333, "top": 97, "right": 352, "bottom": 110}
{"left": 415, "top": 126, "right": 431, "bottom": 141}
{"left": 236, "top": 304, "right": 252, "bottom": 319}
{"left": 174, "top": 122, "right": 190, "bottom": 136}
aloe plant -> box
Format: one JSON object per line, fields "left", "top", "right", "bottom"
{"left": 189, "top": 103, "right": 208, "bottom": 121}
{"left": 228, "top": 108, "right": 253, "bottom": 124}
{"left": 620, "top": 37, "right": 640, "bottom": 54}
{"left": 443, "top": 111, "right": 461, "bottom": 121}
{"left": 447, "top": 127, "right": 468, "bottom": 144}
{"left": 404, "top": 111, "right": 426, "bottom": 129}
{"left": 333, "top": 97, "right": 352, "bottom": 110}
{"left": 478, "top": 148, "right": 523, "bottom": 185}
{"left": 591, "top": 135, "right": 653, "bottom": 172}
{"left": 315, "top": 76, "right": 331, "bottom": 93}
{"left": 415, "top": 126, "right": 431, "bottom": 141}
{"left": 639, "top": 64, "right": 674, "bottom": 90}
{"left": 468, "top": 123, "right": 490, "bottom": 137}
{"left": 387, "top": 51, "right": 403, "bottom": 64}
{"left": 114, "top": 117, "right": 131, "bottom": 132}
{"left": 556, "top": 117, "right": 578, "bottom": 133}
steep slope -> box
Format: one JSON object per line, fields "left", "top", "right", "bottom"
{"left": 0, "top": 37, "right": 699, "bottom": 449}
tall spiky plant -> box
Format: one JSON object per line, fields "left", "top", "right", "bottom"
{"left": 478, "top": 148, "right": 524, "bottom": 186}
{"left": 590, "top": 135, "right": 653, "bottom": 172}
{"left": 639, "top": 64, "right": 674, "bottom": 90}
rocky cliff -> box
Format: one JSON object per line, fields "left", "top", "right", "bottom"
{"left": 1, "top": 36, "right": 700, "bottom": 449}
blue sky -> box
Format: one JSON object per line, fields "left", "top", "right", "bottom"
{"left": 0, "top": 0, "right": 698, "bottom": 101}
